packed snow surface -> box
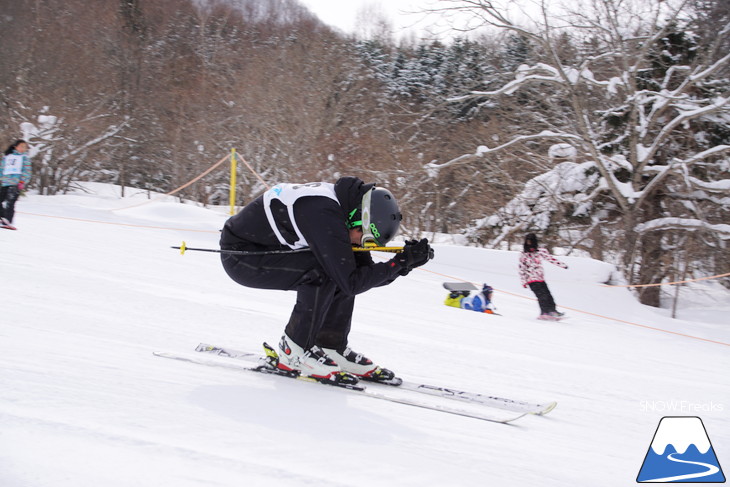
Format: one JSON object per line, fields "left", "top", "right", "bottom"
{"left": 2, "top": 183, "right": 728, "bottom": 486}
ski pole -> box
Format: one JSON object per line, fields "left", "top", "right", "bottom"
{"left": 172, "top": 242, "right": 309, "bottom": 256}
{"left": 172, "top": 241, "right": 403, "bottom": 255}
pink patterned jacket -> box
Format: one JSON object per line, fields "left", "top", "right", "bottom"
{"left": 518, "top": 248, "right": 567, "bottom": 287}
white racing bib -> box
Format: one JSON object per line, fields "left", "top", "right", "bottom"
{"left": 263, "top": 182, "right": 339, "bottom": 249}
{"left": 3, "top": 154, "right": 24, "bottom": 175}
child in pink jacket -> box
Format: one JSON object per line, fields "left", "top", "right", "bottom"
{"left": 519, "top": 233, "right": 568, "bottom": 320}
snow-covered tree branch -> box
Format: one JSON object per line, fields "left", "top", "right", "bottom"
{"left": 436, "top": 0, "right": 730, "bottom": 305}
{"left": 424, "top": 131, "right": 582, "bottom": 173}
{"left": 20, "top": 108, "right": 130, "bottom": 195}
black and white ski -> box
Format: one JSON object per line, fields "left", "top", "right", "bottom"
{"left": 192, "top": 343, "right": 557, "bottom": 416}
{"left": 153, "top": 348, "right": 529, "bottom": 424}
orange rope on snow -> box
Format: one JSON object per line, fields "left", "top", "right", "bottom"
{"left": 234, "top": 152, "right": 270, "bottom": 191}
{"left": 18, "top": 211, "right": 219, "bottom": 233}
{"left": 601, "top": 272, "right": 730, "bottom": 288}
{"left": 115, "top": 153, "right": 232, "bottom": 211}
{"left": 420, "top": 267, "right": 730, "bottom": 347}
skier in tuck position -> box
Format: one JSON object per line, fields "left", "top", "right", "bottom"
{"left": 518, "top": 233, "right": 568, "bottom": 320}
{"left": 219, "top": 177, "right": 434, "bottom": 384}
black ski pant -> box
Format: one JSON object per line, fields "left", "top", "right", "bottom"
{"left": 221, "top": 250, "right": 354, "bottom": 351}
{"left": 0, "top": 185, "right": 20, "bottom": 223}
{"left": 528, "top": 281, "right": 557, "bottom": 315}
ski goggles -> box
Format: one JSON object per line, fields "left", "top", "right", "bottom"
{"left": 346, "top": 188, "right": 378, "bottom": 246}
{"left": 360, "top": 188, "right": 376, "bottom": 245}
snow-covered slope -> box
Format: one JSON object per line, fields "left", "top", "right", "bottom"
{"left": 2, "top": 183, "right": 728, "bottom": 486}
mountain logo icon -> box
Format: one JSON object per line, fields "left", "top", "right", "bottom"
{"left": 637, "top": 416, "right": 726, "bottom": 483}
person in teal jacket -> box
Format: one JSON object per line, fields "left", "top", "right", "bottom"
{"left": 1, "top": 140, "right": 32, "bottom": 229}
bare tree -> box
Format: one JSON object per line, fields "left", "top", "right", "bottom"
{"left": 0, "top": 1, "right": 130, "bottom": 194}
{"left": 427, "top": 0, "right": 730, "bottom": 304}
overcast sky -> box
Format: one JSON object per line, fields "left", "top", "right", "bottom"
{"left": 296, "top": 0, "right": 484, "bottom": 41}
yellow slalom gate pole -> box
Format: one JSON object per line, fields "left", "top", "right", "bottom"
{"left": 229, "top": 148, "right": 237, "bottom": 215}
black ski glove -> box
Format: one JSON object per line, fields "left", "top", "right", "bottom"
{"left": 390, "top": 238, "right": 434, "bottom": 276}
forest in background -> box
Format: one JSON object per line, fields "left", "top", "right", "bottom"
{"left": 1, "top": 0, "right": 728, "bottom": 306}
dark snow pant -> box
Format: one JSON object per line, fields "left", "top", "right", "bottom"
{"left": 0, "top": 186, "right": 20, "bottom": 223}
{"left": 221, "top": 250, "right": 354, "bottom": 351}
{"left": 528, "top": 281, "right": 556, "bottom": 315}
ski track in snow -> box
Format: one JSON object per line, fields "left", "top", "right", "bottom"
{"left": 1, "top": 183, "right": 729, "bottom": 487}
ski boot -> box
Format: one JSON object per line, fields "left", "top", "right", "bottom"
{"left": 265, "top": 336, "right": 359, "bottom": 386}
{"left": 322, "top": 346, "right": 401, "bottom": 385}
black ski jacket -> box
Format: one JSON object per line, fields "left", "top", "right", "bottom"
{"left": 220, "top": 177, "right": 401, "bottom": 295}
